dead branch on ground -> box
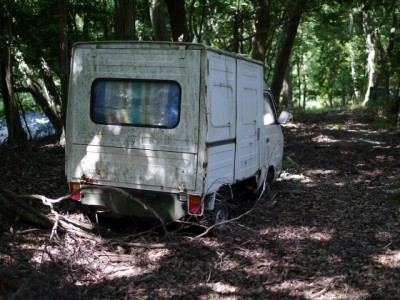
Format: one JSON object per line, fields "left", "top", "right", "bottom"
{"left": 0, "top": 186, "right": 276, "bottom": 248}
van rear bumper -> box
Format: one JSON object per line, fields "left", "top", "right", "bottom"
{"left": 79, "top": 185, "right": 186, "bottom": 220}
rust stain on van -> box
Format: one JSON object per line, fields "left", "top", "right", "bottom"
{"left": 80, "top": 174, "right": 98, "bottom": 184}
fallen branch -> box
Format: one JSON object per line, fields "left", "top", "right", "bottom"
{"left": 0, "top": 186, "right": 276, "bottom": 248}
{"left": 1, "top": 186, "right": 170, "bottom": 238}
{"left": 0, "top": 193, "right": 54, "bottom": 230}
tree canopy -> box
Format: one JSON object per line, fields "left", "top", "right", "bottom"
{"left": 0, "top": 0, "right": 399, "bottom": 146}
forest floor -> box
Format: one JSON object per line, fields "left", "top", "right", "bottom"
{"left": 0, "top": 110, "right": 399, "bottom": 300}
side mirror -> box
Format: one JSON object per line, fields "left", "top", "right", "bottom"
{"left": 278, "top": 111, "right": 290, "bottom": 124}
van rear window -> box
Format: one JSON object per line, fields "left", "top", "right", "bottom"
{"left": 90, "top": 79, "right": 180, "bottom": 128}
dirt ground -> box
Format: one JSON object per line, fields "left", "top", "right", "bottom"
{"left": 0, "top": 110, "right": 399, "bottom": 299}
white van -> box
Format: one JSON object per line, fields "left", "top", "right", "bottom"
{"left": 65, "top": 42, "right": 288, "bottom": 221}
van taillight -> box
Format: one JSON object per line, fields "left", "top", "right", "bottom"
{"left": 69, "top": 182, "right": 81, "bottom": 200}
{"left": 188, "top": 195, "right": 203, "bottom": 216}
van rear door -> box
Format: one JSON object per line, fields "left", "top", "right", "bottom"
{"left": 66, "top": 43, "right": 201, "bottom": 192}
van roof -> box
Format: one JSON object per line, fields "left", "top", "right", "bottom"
{"left": 72, "top": 41, "right": 264, "bottom": 66}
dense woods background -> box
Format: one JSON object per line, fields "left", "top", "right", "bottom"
{"left": 0, "top": 0, "right": 399, "bottom": 147}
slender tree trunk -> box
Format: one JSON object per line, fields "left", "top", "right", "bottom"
{"left": 282, "top": 62, "right": 292, "bottom": 107}
{"left": 59, "top": 0, "right": 69, "bottom": 137}
{"left": 362, "top": 11, "right": 376, "bottom": 106}
{"left": 0, "top": 47, "right": 26, "bottom": 146}
{"left": 393, "top": 82, "right": 400, "bottom": 126}
{"left": 302, "top": 73, "right": 307, "bottom": 109}
{"left": 251, "top": 0, "right": 270, "bottom": 63}
{"left": 328, "top": 90, "right": 333, "bottom": 107}
{"left": 270, "top": 13, "right": 301, "bottom": 104}
{"left": 102, "top": 0, "right": 111, "bottom": 38}
{"left": 231, "top": 9, "right": 240, "bottom": 53}
{"left": 39, "top": 57, "right": 62, "bottom": 112}
{"left": 232, "top": 9, "right": 241, "bottom": 52}
{"left": 19, "top": 81, "right": 63, "bottom": 136}
{"left": 349, "top": 12, "right": 360, "bottom": 103}
{"left": 386, "top": 13, "right": 398, "bottom": 125}
{"left": 0, "top": 2, "right": 26, "bottom": 147}
{"left": 165, "top": 0, "right": 190, "bottom": 42}
{"left": 296, "top": 56, "right": 302, "bottom": 108}
{"left": 114, "top": 0, "right": 136, "bottom": 40}
{"left": 188, "top": 0, "right": 208, "bottom": 43}
{"left": 149, "top": 0, "right": 169, "bottom": 41}
{"left": 371, "top": 11, "right": 398, "bottom": 125}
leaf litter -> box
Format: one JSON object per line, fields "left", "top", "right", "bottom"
{"left": 0, "top": 110, "right": 399, "bottom": 299}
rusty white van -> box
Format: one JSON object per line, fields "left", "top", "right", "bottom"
{"left": 65, "top": 42, "right": 288, "bottom": 222}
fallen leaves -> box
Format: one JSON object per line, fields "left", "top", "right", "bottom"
{"left": 1, "top": 111, "right": 400, "bottom": 299}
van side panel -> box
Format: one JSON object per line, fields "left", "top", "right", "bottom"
{"left": 206, "top": 51, "right": 236, "bottom": 142}
{"left": 235, "top": 59, "right": 264, "bottom": 181}
{"left": 204, "top": 144, "right": 235, "bottom": 194}
{"left": 203, "top": 51, "right": 236, "bottom": 193}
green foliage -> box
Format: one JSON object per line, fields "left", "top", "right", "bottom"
{"left": 1, "top": 0, "right": 400, "bottom": 124}
{"left": 0, "top": 94, "right": 40, "bottom": 118}
{"left": 283, "top": 156, "right": 300, "bottom": 169}
{"left": 290, "top": 3, "right": 366, "bottom": 110}
{"left": 17, "top": 93, "right": 40, "bottom": 114}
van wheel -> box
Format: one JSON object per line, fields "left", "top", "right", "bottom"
{"left": 212, "top": 203, "right": 228, "bottom": 224}
{"left": 205, "top": 188, "right": 231, "bottom": 233}
{"left": 264, "top": 171, "right": 274, "bottom": 198}
{"left": 205, "top": 202, "right": 229, "bottom": 234}
{"left": 252, "top": 170, "right": 274, "bottom": 201}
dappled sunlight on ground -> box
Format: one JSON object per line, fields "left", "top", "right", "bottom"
{"left": 268, "top": 276, "right": 370, "bottom": 300}
{"left": 312, "top": 134, "right": 341, "bottom": 143}
{"left": 372, "top": 250, "right": 400, "bottom": 268}
{"left": 1, "top": 110, "right": 399, "bottom": 299}
{"left": 279, "top": 172, "right": 314, "bottom": 184}
{"left": 260, "top": 226, "right": 334, "bottom": 241}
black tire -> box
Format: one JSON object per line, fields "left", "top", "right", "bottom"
{"left": 205, "top": 188, "right": 231, "bottom": 234}
{"left": 209, "top": 202, "right": 228, "bottom": 225}
{"left": 252, "top": 170, "right": 274, "bottom": 201}
{"left": 264, "top": 170, "right": 274, "bottom": 198}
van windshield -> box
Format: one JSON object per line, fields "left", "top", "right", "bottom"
{"left": 90, "top": 79, "right": 180, "bottom": 128}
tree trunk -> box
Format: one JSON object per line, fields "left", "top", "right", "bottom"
{"left": 348, "top": 12, "right": 360, "bottom": 103}
{"left": 231, "top": 8, "right": 240, "bottom": 53}
{"left": 251, "top": 0, "right": 270, "bottom": 63}
{"left": 385, "top": 13, "right": 398, "bottom": 125}
{"left": 19, "top": 80, "right": 63, "bottom": 136}
{"left": 188, "top": 0, "right": 208, "bottom": 43}
{"left": 102, "top": 0, "right": 111, "bottom": 39}
{"left": 270, "top": 13, "right": 301, "bottom": 104}
{"left": 296, "top": 56, "right": 302, "bottom": 108}
{"left": 114, "top": 0, "right": 136, "bottom": 40}
{"left": 0, "top": 5, "right": 26, "bottom": 147}
{"left": 282, "top": 62, "right": 292, "bottom": 107}
{"left": 149, "top": 0, "right": 169, "bottom": 41}
{"left": 362, "top": 10, "right": 376, "bottom": 107}
{"left": 39, "top": 57, "right": 62, "bottom": 113}
{"left": 392, "top": 83, "right": 400, "bottom": 126}
{"left": 302, "top": 73, "right": 307, "bottom": 109}
{"left": 165, "top": 0, "right": 190, "bottom": 42}
{"left": 59, "top": 0, "right": 69, "bottom": 138}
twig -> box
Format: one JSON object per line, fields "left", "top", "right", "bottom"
{"left": 311, "top": 279, "right": 335, "bottom": 298}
